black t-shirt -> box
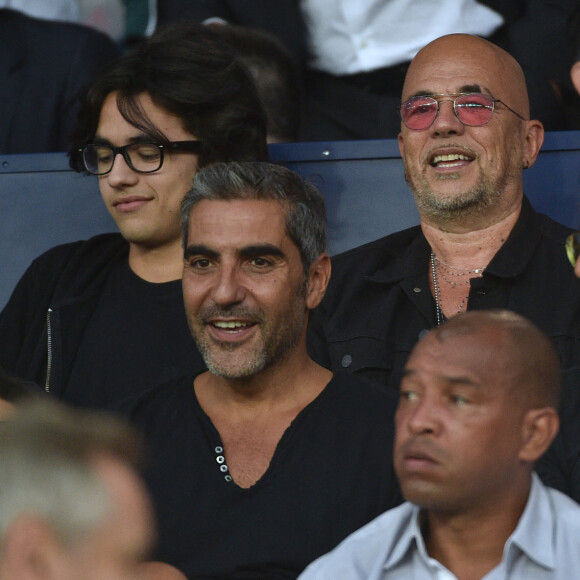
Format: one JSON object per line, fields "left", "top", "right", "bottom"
{"left": 126, "top": 371, "right": 402, "bottom": 579}
{"left": 63, "top": 260, "right": 205, "bottom": 409}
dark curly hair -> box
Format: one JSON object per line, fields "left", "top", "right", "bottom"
{"left": 69, "top": 23, "right": 268, "bottom": 171}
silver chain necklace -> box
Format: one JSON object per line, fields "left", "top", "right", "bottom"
{"left": 430, "top": 251, "right": 484, "bottom": 325}
{"left": 432, "top": 254, "right": 486, "bottom": 274}
{"left": 431, "top": 251, "right": 444, "bottom": 326}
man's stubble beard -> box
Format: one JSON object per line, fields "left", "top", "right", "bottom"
{"left": 405, "top": 165, "right": 508, "bottom": 222}
{"left": 191, "top": 280, "right": 308, "bottom": 380}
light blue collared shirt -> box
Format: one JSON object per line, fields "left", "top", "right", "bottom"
{"left": 299, "top": 474, "right": 580, "bottom": 579}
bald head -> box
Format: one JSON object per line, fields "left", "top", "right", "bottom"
{"left": 397, "top": 33, "right": 545, "bottom": 226}
{"left": 429, "top": 309, "right": 561, "bottom": 408}
{"left": 397, "top": 309, "right": 560, "bottom": 513}
{"left": 403, "top": 34, "right": 531, "bottom": 119}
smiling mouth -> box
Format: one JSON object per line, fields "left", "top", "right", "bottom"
{"left": 430, "top": 153, "right": 473, "bottom": 168}
{"left": 211, "top": 320, "right": 255, "bottom": 332}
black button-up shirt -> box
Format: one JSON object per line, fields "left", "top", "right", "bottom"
{"left": 308, "top": 196, "right": 580, "bottom": 500}
{"left": 308, "top": 196, "right": 580, "bottom": 389}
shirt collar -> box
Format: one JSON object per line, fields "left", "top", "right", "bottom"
{"left": 383, "top": 474, "right": 555, "bottom": 574}
{"left": 367, "top": 196, "right": 541, "bottom": 285}
{"left": 382, "top": 503, "right": 424, "bottom": 570}
{"left": 484, "top": 196, "right": 542, "bottom": 279}
{"left": 502, "top": 473, "right": 555, "bottom": 570}
{"left": 366, "top": 228, "right": 430, "bottom": 285}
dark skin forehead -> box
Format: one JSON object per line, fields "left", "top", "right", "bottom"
{"left": 407, "top": 324, "right": 515, "bottom": 395}
{"left": 416, "top": 310, "right": 560, "bottom": 408}
{"left": 403, "top": 33, "right": 530, "bottom": 118}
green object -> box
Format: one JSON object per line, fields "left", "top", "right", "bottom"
{"left": 565, "top": 233, "right": 580, "bottom": 267}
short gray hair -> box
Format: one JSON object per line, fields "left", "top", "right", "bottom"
{"left": 0, "top": 399, "right": 143, "bottom": 549}
{"left": 181, "top": 162, "right": 327, "bottom": 272}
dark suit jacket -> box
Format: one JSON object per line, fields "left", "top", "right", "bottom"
{"left": 0, "top": 9, "right": 120, "bottom": 154}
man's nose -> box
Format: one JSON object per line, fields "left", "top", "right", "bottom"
{"left": 406, "top": 396, "right": 442, "bottom": 436}
{"left": 429, "top": 99, "right": 466, "bottom": 137}
{"left": 210, "top": 264, "right": 246, "bottom": 306}
{"left": 105, "top": 152, "right": 140, "bottom": 187}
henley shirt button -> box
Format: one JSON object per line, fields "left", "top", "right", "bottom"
{"left": 341, "top": 354, "right": 352, "bottom": 368}
{"left": 216, "top": 456, "right": 225, "bottom": 464}
{"left": 220, "top": 465, "right": 228, "bottom": 473}
{"left": 413, "top": 287, "right": 421, "bottom": 293}
{"left": 215, "top": 446, "right": 223, "bottom": 453}
{"left": 418, "top": 329, "right": 429, "bottom": 340}
{"left": 477, "top": 291, "right": 486, "bottom": 295}
{"left": 225, "top": 475, "right": 233, "bottom": 482}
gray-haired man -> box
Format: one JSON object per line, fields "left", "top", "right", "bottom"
{"left": 124, "top": 161, "right": 402, "bottom": 579}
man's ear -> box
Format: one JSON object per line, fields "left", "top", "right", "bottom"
{"left": 305, "top": 253, "right": 331, "bottom": 310}
{"left": 1, "top": 516, "right": 70, "bottom": 580}
{"left": 521, "top": 120, "right": 544, "bottom": 170}
{"left": 518, "top": 407, "right": 559, "bottom": 463}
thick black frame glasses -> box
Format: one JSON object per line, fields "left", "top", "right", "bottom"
{"left": 80, "top": 140, "right": 203, "bottom": 175}
{"left": 400, "top": 93, "right": 526, "bottom": 131}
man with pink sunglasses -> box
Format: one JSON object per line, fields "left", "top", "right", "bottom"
{"left": 308, "top": 33, "right": 580, "bottom": 411}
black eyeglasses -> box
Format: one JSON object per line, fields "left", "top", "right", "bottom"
{"left": 400, "top": 93, "right": 526, "bottom": 131}
{"left": 80, "top": 141, "right": 203, "bottom": 175}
